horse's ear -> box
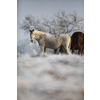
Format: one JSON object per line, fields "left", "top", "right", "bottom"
{"left": 29, "top": 30, "right": 32, "bottom": 32}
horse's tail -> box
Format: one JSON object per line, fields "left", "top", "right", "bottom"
{"left": 69, "top": 37, "right": 71, "bottom": 50}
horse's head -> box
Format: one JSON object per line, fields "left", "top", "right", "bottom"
{"left": 29, "top": 29, "right": 35, "bottom": 43}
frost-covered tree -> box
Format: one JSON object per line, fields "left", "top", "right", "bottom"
{"left": 19, "top": 10, "right": 84, "bottom": 36}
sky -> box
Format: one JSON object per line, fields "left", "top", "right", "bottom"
{"left": 17, "top": 0, "right": 84, "bottom": 42}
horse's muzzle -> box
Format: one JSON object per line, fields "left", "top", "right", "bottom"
{"left": 31, "top": 40, "right": 33, "bottom": 43}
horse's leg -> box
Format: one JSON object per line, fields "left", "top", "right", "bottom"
{"left": 78, "top": 47, "right": 82, "bottom": 55}
{"left": 40, "top": 46, "right": 44, "bottom": 55}
{"left": 62, "top": 39, "right": 70, "bottom": 55}
{"left": 56, "top": 48, "right": 60, "bottom": 54}
{"left": 72, "top": 46, "right": 75, "bottom": 54}
{"left": 78, "top": 49, "right": 80, "bottom": 55}
{"left": 54, "top": 49, "right": 57, "bottom": 54}
{"left": 81, "top": 47, "right": 83, "bottom": 55}
{"left": 68, "top": 39, "right": 71, "bottom": 54}
{"left": 61, "top": 46, "right": 65, "bottom": 54}
{"left": 44, "top": 47, "right": 47, "bottom": 55}
{"left": 67, "top": 45, "right": 70, "bottom": 54}
{"left": 58, "top": 46, "right": 62, "bottom": 54}
{"left": 82, "top": 48, "right": 84, "bottom": 55}
{"left": 44, "top": 47, "right": 46, "bottom": 53}
{"left": 68, "top": 37, "right": 71, "bottom": 51}
{"left": 58, "top": 46, "right": 64, "bottom": 54}
{"left": 81, "top": 46, "right": 84, "bottom": 55}
{"left": 61, "top": 46, "right": 66, "bottom": 54}
{"left": 63, "top": 45, "right": 70, "bottom": 55}
{"left": 81, "top": 47, "right": 84, "bottom": 55}
{"left": 80, "top": 48, "right": 83, "bottom": 55}
{"left": 78, "top": 41, "right": 83, "bottom": 55}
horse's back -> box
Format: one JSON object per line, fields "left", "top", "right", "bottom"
{"left": 60, "top": 34, "right": 70, "bottom": 38}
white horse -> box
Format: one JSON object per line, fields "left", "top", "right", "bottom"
{"left": 29, "top": 29, "right": 71, "bottom": 55}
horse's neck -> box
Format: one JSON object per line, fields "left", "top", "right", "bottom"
{"left": 35, "top": 31, "right": 45, "bottom": 41}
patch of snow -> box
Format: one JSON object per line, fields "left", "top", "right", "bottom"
{"left": 17, "top": 54, "right": 84, "bottom": 100}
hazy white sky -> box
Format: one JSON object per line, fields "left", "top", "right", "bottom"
{"left": 17, "top": 0, "right": 84, "bottom": 42}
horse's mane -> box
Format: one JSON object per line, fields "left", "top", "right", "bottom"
{"left": 34, "top": 30, "right": 46, "bottom": 34}
{"left": 34, "top": 30, "right": 49, "bottom": 35}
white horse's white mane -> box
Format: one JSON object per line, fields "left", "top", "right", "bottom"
{"left": 34, "top": 30, "right": 44, "bottom": 33}
{"left": 34, "top": 30, "right": 48, "bottom": 35}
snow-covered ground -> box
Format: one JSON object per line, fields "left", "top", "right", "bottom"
{"left": 17, "top": 53, "right": 84, "bottom": 100}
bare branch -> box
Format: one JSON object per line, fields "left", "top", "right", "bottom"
{"left": 19, "top": 10, "right": 84, "bottom": 36}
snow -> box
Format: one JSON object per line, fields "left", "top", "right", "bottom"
{"left": 17, "top": 53, "right": 84, "bottom": 100}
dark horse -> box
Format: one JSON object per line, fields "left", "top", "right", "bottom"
{"left": 54, "top": 32, "right": 84, "bottom": 55}
{"left": 71, "top": 32, "right": 84, "bottom": 55}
